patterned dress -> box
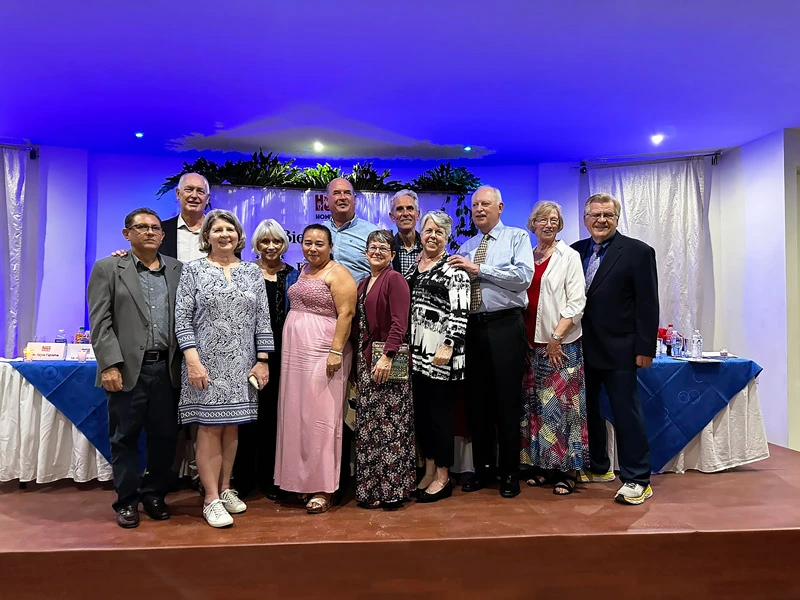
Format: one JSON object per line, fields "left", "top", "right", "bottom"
{"left": 353, "top": 291, "right": 415, "bottom": 505}
{"left": 175, "top": 259, "right": 274, "bottom": 425}
{"left": 520, "top": 258, "right": 589, "bottom": 471}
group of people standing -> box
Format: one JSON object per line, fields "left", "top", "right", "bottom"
{"left": 88, "top": 172, "right": 659, "bottom": 529}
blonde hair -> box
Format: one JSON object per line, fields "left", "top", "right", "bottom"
{"left": 526, "top": 201, "right": 564, "bottom": 234}
{"left": 199, "top": 210, "right": 246, "bottom": 253}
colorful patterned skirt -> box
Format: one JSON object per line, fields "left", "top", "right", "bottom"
{"left": 520, "top": 339, "right": 589, "bottom": 472}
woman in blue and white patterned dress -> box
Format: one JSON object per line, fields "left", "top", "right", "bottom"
{"left": 175, "top": 210, "right": 274, "bottom": 528}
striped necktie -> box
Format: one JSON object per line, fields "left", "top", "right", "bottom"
{"left": 470, "top": 234, "right": 490, "bottom": 312}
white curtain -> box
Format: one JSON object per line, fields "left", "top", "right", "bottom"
{"left": 588, "top": 157, "right": 712, "bottom": 342}
{"left": 0, "top": 147, "right": 38, "bottom": 358}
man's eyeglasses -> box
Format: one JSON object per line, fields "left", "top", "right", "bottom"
{"left": 367, "top": 246, "right": 391, "bottom": 255}
{"left": 586, "top": 212, "right": 617, "bottom": 221}
{"left": 129, "top": 224, "right": 163, "bottom": 233}
{"left": 182, "top": 186, "right": 208, "bottom": 197}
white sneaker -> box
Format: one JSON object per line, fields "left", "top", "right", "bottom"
{"left": 614, "top": 482, "right": 653, "bottom": 505}
{"left": 203, "top": 499, "right": 233, "bottom": 527}
{"left": 220, "top": 488, "right": 247, "bottom": 514}
{"left": 579, "top": 470, "right": 616, "bottom": 483}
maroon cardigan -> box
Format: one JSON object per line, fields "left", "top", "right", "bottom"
{"left": 352, "top": 268, "right": 410, "bottom": 368}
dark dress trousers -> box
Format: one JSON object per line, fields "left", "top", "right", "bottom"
{"left": 571, "top": 232, "right": 659, "bottom": 485}
{"left": 87, "top": 253, "right": 182, "bottom": 510}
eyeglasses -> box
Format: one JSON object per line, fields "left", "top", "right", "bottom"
{"left": 535, "top": 217, "right": 560, "bottom": 225}
{"left": 182, "top": 186, "right": 208, "bottom": 197}
{"left": 586, "top": 212, "right": 617, "bottom": 221}
{"left": 367, "top": 246, "right": 392, "bottom": 255}
{"left": 128, "top": 224, "right": 163, "bottom": 233}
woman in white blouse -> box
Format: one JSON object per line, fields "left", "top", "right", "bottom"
{"left": 520, "top": 201, "right": 588, "bottom": 496}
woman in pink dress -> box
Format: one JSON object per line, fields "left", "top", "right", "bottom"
{"left": 274, "top": 224, "right": 357, "bottom": 514}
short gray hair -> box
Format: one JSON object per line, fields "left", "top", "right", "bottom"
{"left": 420, "top": 210, "right": 452, "bottom": 239}
{"left": 199, "top": 209, "right": 246, "bottom": 253}
{"left": 390, "top": 189, "right": 419, "bottom": 211}
{"left": 471, "top": 185, "right": 502, "bottom": 206}
{"left": 526, "top": 201, "right": 564, "bottom": 234}
{"left": 366, "top": 229, "right": 396, "bottom": 252}
{"left": 178, "top": 172, "right": 210, "bottom": 194}
{"left": 251, "top": 218, "right": 290, "bottom": 256}
{"left": 584, "top": 193, "right": 621, "bottom": 217}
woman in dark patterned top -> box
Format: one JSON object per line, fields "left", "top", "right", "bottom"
{"left": 406, "top": 211, "right": 471, "bottom": 503}
{"left": 232, "top": 219, "right": 299, "bottom": 501}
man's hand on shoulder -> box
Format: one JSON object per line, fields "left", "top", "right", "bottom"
{"left": 111, "top": 249, "right": 128, "bottom": 258}
{"left": 447, "top": 255, "right": 479, "bottom": 275}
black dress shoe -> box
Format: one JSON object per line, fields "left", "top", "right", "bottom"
{"left": 499, "top": 475, "right": 520, "bottom": 498}
{"left": 141, "top": 496, "right": 170, "bottom": 520}
{"left": 417, "top": 480, "right": 453, "bottom": 503}
{"left": 462, "top": 474, "right": 487, "bottom": 492}
{"left": 116, "top": 505, "right": 140, "bottom": 528}
{"left": 264, "top": 485, "right": 281, "bottom": 501}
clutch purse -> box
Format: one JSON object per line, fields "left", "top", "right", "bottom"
{"left": 371, "top": 342, "right": 410, "bottom": 382}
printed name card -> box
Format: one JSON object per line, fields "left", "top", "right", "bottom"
{"left": 65, "top": 344, "right": 95, "bottom": 361}
{"left": 25, "top": 342, "right": 66, "bottom": 361}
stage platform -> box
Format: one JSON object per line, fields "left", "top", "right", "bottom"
{"left": 2, "top": 444, "right": 799, "bottom": 599}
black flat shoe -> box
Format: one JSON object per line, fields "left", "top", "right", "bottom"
{"left": 499, "top": 475, "right": 520, "bottom": 498}
{"left": 357, "top": 500, "right": 382, "bottom": 510}
{"left": 141, "top": 496, "right": 170, "bottom": 520}
{"left": 381, "top": 500, "right": 405, "bottom": 510}
{"left": 461, "top": 474, "right": 486, "bottom": 493}
{"left": 116, "top": 505, "right": 140, "bottom": 528}
{"left": 410, "top": 486, "right": 429, "bottom": 498}
{"left": 416, "top": 481, "right": 453, "bottom": 503}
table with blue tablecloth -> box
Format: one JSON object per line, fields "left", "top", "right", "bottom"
{"left": 601, "top": 356, "right": 768, "bottom": 473}
{"left": 0, "top": 361, "right": 111, "bottom": 482}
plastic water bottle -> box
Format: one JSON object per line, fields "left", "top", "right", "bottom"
{"left": 691, "top": 329, "right": 703, "bottom": 359}
{"left": 665, "top": 323, "right": 675, "bottom": 356}
{"left": 54, "top": 329, "right": 67, "bottom": 344}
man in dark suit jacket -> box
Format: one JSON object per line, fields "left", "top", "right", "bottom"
{"left": 161, "top": 172, "right": 210, "bottom": 261}
{"left": 572, "top": 193, "right": 659, "bottom": 505}
{"left": 88, "top": 208, "right": 183, "bottom": 528}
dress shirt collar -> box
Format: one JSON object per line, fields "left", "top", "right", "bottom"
{"left": 130, "top": 251, "right": 165, "bottom": 272}
{"left": 329, "top": 214, "right": 359, "bottom": 232}
{"left": 177, "top": 214, "right": 202, "bottom": 233}
{"left": 481, "top": 220, "right": 506, "bottom": 241}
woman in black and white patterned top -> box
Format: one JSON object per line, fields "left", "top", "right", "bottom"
{"left": 405, "top": 210, "right": 470, "bottom": 503}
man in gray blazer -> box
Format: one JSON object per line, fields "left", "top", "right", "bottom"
{"left": 88, "top": 207, "right": 183, "bottom": 528}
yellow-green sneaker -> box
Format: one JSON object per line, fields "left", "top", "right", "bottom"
{"left": 614, "top": 482, "right": 653, "bottom": 505}
{"left": 579, "top": 470, "right": 616, "bottom": 483}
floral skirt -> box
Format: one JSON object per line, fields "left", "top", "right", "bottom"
{"left": 520, "top": 340, "right": 589, "bottom": 472}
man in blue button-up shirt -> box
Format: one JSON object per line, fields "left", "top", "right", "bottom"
{"left": 449, "top": 186, "right": 534, "bottom": 499}
{"left": 323, "top": 178, "right": 378, "bottom": 284}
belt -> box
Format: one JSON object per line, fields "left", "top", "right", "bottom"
{"left": 468, "top": 307, "right": 523, "bottom": 323}
{"left": 142, "top": 350, "right": 168, "bottom": 363}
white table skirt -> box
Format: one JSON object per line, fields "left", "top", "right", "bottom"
{"left": 0, "top": 363, "right": 112, "bottom": 483}
{"left": 452, "top": 378, "right": 769, "bottom": 474}
{"left": 0, "top": 362, "right": 768, "bottom": 483}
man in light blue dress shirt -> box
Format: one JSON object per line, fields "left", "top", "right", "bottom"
{"left": 449, "top": 186, "right": 534, "bottom": 498}
{"left": 323, "top": 177, "right": 378, "bottom": 283}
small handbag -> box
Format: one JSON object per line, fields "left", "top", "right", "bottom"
{"left": 371, "top": 342, "right": 410, "bottom": 382}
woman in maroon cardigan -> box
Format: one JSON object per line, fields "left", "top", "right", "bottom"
{"left": 351, "top": 229, "right": 414, "bottom": 509}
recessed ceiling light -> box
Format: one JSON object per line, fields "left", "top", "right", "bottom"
{"left": 135, "top": 132, "right": 144, "bottom": 138}
{"left": 650, "top": 134, "right": 664, "bottom": 146}
{"left": 463, "top": 145, "right": 472, "bottom": 152}
{"left": 313, "top": 141, "right": 324, "bottom": 152}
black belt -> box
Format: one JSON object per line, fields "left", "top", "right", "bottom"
{"left": 468, "top": 307, "right": 523, "bottom": 323}
{"left": 142, "top": 350, "right": 168, "bottom": 363}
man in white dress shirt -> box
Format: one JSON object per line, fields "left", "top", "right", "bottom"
{"left": 160, "top": 173, "right": 211, "bottom": 262}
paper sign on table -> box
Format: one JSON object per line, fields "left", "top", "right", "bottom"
{"left": 65, "top": 344, "right": 95, "bottom": 361}
{"left": 25, "top": 342, "right": 66, "bottom": 361}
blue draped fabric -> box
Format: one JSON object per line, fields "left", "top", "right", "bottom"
{"left": 10, "top": 361, "right": 111, "bottom": 461}
{"left": 600, "top": 356, "right": 763, "bottom": 472}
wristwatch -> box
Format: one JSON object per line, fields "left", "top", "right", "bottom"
{"left": 551, "top": 333, "right": 564, "bottom": 342}
{"left": 442, "top": 338, "right": 454, "bottom": 347}
{"left": 385, "top": 350, "right": 397, "bottom": 359}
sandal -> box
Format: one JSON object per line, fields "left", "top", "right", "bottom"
{"left": 306, "top": 493, "right": 332, "bottom": 514}
{"left": 553, "top": 472, "right": 578, "bottom": 496}
{"left": 524, "top": 468, "right": 551, "bottom": 487}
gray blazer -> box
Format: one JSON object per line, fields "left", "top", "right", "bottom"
{"left": 87, "top": 253, "right": 183, "bottom": 392}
